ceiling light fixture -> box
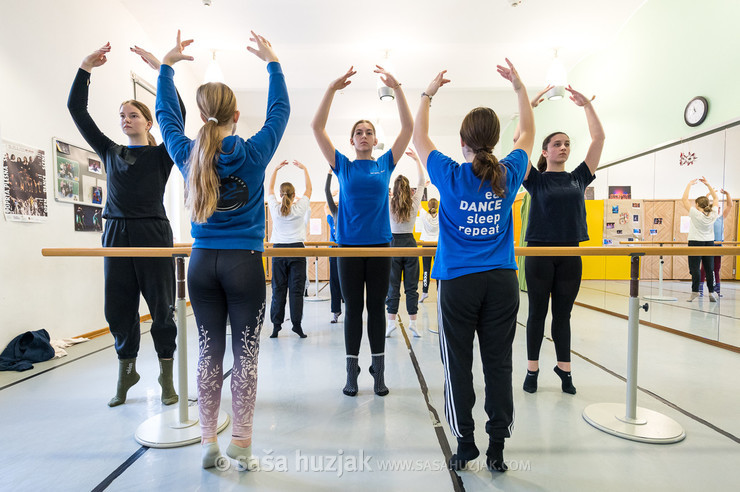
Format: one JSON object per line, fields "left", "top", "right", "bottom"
{"left": 378, "top": 50, "right": 395, "bottom": 101}
{"left": 204, "top": 51, "right": 224, "bottom": 83}
{"left": 545, "top": 49, "right": 567, "bottom": 100}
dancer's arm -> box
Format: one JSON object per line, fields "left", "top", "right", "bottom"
{"left": 311, "top": 67, "right": 356, "bottom": 169}
{"left": 375, "top": 66, "right": 413, "bottom": 165}
{"left": 67, "top": 43, "right": 115, "bottom": 158}
{"left": 412, "top": 70, "right": 451, "bottom": 167}
{"left": 294, "top": 160, "right": 312, "bottom": 199}
{"left": 721, "top": 189, "right": 733, "bottom": 219}
{"left": 267, "top": 160, "right": 288, "bottom": 197}
{"left": 682, "top": 180, "right": 697, "bottom": 211}
{"left": 325, "top": 172, "right": 337, "bottom": 217}
{"left": 566, "top": 85, "right": 605, "bottom": 175}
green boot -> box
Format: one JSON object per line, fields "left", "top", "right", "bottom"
{"left": 158, "top": 358, "right": 179, "bottom": 405}
{"left": 108, "top": 358, "right": 140, "bottom": 407}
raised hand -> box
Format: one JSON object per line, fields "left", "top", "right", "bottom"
{"left": 277, "top": 160, "right": 289, "bottom": 169}
{"left": 566, "top": 85, "right": 596, "bottom": 107}
{"left": 162, "top": 30, "right": 194, "bottom": 67}
{"left": 81, "top": 42, "right": 111, "bottom": 71}
{"left": 130, "top": 45, "right": 160, "bottom": 71}
{"left": 292, "top": 160, "right": 306, "bottom": 169}
{"left": 531, "top": 85, "right": 553, "bottom": 108}
{"left": 329, "top": 66, "right": 357, "bottom": 91}
{"left": 405, "top": 148, "right": 420, "bottom": 162}
{"left": 374, "top": 65, "right": 401, "bottom": 89}
{"left": 424, "top": 70, "right": 451, "bottom": 97}
{"left": 496, "top": 58, "right": 523, "bottom": 91}
{"left": 247, "top": 31, "right": 278, "bottom": 63}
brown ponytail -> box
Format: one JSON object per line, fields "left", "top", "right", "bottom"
{"left": 427, "top": 198, "right": 439, "bottom": 216}
{"left": 187, "top": 82, "right": 237, "bottom": 223}
{"left": 120, "top": 99, "right": 157, "bottom": 146}
{"left": 460, "top": 107, "right": 506, "bottom": 197}
{"left": 279, "top": 182, "right": 295, "bottom": 216}
{"left": 390, "top": 175, "right": 413, "bottom": 223}
{"left": 695, "top": 196, "right": 712, "bottom": 215}
{"left": 538, "top": 131, "right": 568, "bottom": 172}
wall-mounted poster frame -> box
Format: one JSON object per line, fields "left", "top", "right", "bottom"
{"left": 52, "top": 137, "right": 106, "bottom": 207}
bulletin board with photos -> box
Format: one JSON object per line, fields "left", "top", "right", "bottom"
{"left": 53, "top": 137, "right": 106, "bottom": 207}
{"left": 603, "top": 198, "right": 644, "bottom": 245}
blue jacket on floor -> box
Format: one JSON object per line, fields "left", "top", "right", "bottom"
{"left": 0, "top": 329, "right": 55, "bottom": 371}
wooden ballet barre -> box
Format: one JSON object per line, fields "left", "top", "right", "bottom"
{"left": 174, "top": 240, "right": 439, "bottom": 248}
{"left": 42, "top": 246, "right": 740, "bottom": 258}
{"left": 619, "top": 241, "right": 739, "bottom": 245}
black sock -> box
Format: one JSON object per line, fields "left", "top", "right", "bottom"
{"left": 292, "top": 326, "right": 307, "bottom": 338}
{"left": 343, "top": 357, "right": 360, "bottom": 396}
{"left": 448, "top": 440, "right": 479, "bottom": 470}
{"left": 486, "top": 441, "right": 507, "bottom": 472}
{"left": 554, "top": 366, "right": 576, "bottom": 394}
{"left": 270, "top": 324, "right": 281, "bottom": 338}
{"left": 523, "top": 369, "right": 539, "bottom": 393}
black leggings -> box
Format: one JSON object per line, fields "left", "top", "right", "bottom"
{"left": 187, "top": 248, "right": 265, "bottom": 441}
{"left": 329, "top": 255, "right": 343, "bottom": 314}
{"left": 270, "top": 242, "right": 306, "bottom": 329}
{"left": 688, "top": 240, "right": 715, "bottom": 293}
{"left": 338, "top": 244, "right": 391, "bottom": 356}
{"left": 524, "top": 243, "right": 582, "bottom": 363}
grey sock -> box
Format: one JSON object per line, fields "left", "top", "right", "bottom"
{"left": 369, "top": 354, "right": 389, "bottom": 396}
{"left": 343, "top": 357, "right": 360, "bottom": 396}
{"left": 108, "top": 358, "right": 140, "bottom": 407}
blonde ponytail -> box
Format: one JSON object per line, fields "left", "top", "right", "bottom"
{"left": 279, "top": 182, "right": 295, "bottom": 216}
{"left": 186, "top": 82, "right": 237, "bottom": 223}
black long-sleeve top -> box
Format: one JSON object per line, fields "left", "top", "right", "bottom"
{"left": 325, "top": 172, "right": 337, "bottom": 218}
{"left": 67, "top": 68, "right": 185, "bottom": 219}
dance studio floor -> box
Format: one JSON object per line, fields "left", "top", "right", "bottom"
{"left": 2, "top": 283, "right": 739, "bottom": 491}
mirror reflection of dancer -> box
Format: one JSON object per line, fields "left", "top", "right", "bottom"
{"left": 324, "top": 172, "right": 343, "bottom": 323}
{"left": 414, "top": 60, "right": 535, "bottom": 472}
{"left": 520, "top": 85, "right": 604, "bottom": 395}
{"left": 312, "top": 65, "right": 412, "bottom": 397}
{"left": 682, "top": 178, "right": 719, "bottom": 302}
{"left": 68, "top": 42, "right": 182, "bottom": 407}
{"left": 267, "top": 160, "right": 312, "bottom": 338}
{"left": 700, "top": 188, "right": 732, "bottom": 297}
{"left": 156, "top": 30, "right": 289, "bottom": 470}
{"left": 418, "top": 197, "right": 439, "bottom": 306}
{"left": 385, "top": 148, "right": 425, "bottom": 338}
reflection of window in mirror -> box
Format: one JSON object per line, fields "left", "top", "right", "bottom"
{"left": 131, "top": 73, "right": 161, "bottom": 142}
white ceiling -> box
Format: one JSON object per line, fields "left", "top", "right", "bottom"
{"left": 122, "top": 0, "right": 647, "bottom": 137}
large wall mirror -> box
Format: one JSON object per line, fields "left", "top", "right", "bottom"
{"left": 574, "top": 121, "right": 740, "bottom": 348}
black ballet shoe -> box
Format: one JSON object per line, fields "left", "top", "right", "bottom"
{"left": 270, "top": 324, "right": 281, "bottom": 338}
{"left": 292, "top": 326, "right": 307, "bottom": 338}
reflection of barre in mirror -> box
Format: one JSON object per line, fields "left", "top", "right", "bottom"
{"left": 43, "top": 244, "right": 740, "bottom": 449}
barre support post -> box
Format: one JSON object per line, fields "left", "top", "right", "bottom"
{"left": 583, "top": 253, "right": 685, "bottom": 443}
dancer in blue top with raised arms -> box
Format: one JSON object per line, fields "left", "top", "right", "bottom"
{"left": 311, "top": 65, "right": 412, "bottom": 397}
{"left": 413, "top": 59, "right": 535, "bottom": 472}
{"left": 155, "top": 30, "right": 289, "bottom": 470}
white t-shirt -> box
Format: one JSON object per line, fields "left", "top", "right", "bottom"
{"left": 688, "top": 207, "right": 719, "bottom": 241}
{"left": 418, "top": 208, "right": 439, "bottom": 242}
{"left": 268, "top": 195, "right": 309, "bottom": 243}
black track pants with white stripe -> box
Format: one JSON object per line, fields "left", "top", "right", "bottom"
{"left": 438, "top": 268, "right": 518, "bottom": 442}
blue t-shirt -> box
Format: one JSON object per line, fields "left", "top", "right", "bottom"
{"left": 714, "top": 216, "right": 724, "bottom": 242}
{"left": 333, "top": 149, "right": 394, "bottom": 245}
{"left": 523, "top": 161, "right": 595, "bottom": 243}
{"left": 327, "top": 214, "right": 337, "bottom": 242}
{"left": 427, "top": 148, "right": 528, "bottom": 280}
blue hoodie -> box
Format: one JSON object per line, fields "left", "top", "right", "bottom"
{"left": 156, "top": 62, "right": 289, "bottom": 251}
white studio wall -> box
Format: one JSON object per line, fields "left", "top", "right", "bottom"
{"left": 0, "top": 0, "right": 202, "bottom": 348}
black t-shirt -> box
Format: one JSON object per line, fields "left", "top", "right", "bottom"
{"left": 523, "top": 161, "right": 595, "bottom": 243}
{"left": 67, "top": 68, "right": 185, "bottom": 220}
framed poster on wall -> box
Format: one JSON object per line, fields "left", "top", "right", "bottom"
{"left": 53, "top": 137, "right": 106, "bottom": 207}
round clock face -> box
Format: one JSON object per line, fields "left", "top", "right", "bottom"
{"left": 684, "top": 97, "right": 708, "bottom": 127}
